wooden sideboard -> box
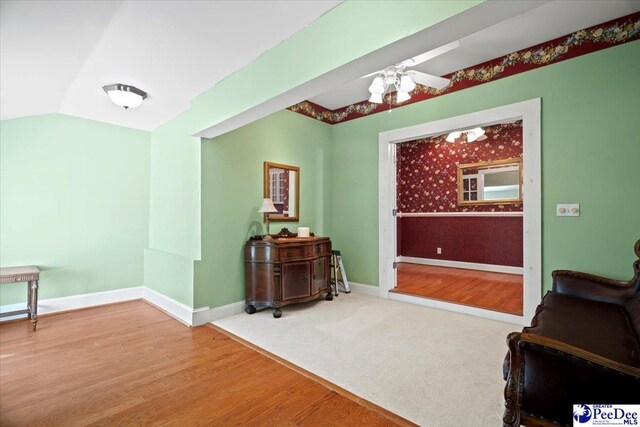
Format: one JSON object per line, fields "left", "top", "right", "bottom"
{"left": 245, "top": 235, "right": 333, "bottom": 318}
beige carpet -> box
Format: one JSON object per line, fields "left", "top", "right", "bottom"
{"left": 214, "top": 292, "right": 518, "bottom": 426}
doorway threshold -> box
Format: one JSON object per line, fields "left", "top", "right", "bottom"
{"left": 388, "top": 291, "right": 524, "bottom": 325}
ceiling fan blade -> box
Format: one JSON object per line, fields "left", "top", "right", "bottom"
{"left": 361, "top": 70, "right": 382, "bottom": 79}
{"left": 407, "top": 71, "right": 450, "bottom": 90}
{"left": 401, "top": 40, "right": 460, "bottom": 67}
{"left": 477, "top": 134, "right": 488, "bottom": 141}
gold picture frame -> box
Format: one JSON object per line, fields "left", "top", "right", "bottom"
{"left": 457, "top": 157, "right": 523, "bottom": 206}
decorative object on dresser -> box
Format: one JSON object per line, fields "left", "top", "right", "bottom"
{"left": 502, "top": 239, "right": 640, "bottom": 427}
{"left": 258, "top": 197, "right": 278, "bottom": 239}
{"left": 263, "top": 161, "right": 300, "bottom": 222}
{"left": 0, "top": 266, "right": 40, "bottom": 330}
{"left": 245, "top": 228, "right": 332, "bottom": 318}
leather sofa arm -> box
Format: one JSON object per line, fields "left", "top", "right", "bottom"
{"left": 503, "top": 332, "right": 640, "bottom": 427}
{"left": 552, "top": 240, "right": 640, "bottom": 305}
{"left": 552, "top": 269, "right": 637, "bottom": 305}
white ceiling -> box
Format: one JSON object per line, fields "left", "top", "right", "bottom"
{"left": 310, "top": 0, "right": 640, "bottom": 110}
{"left": 0, "top": 0, "right": 341, "bottom": 131}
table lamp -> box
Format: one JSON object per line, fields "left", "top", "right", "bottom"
{"left": 258, "top": 197, "right": 278, "bottom": 239}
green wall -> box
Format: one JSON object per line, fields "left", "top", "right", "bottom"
{"left": 331, "top": 41, "right": 640, "bottom": 292}
{"left": 145, "top": 109, "right": 201, "bottom": 306}
{"left": 195, "top": 110, "right": 332, "bottom": 308}
{"left": 190, "top": 0, "right": 482, "bottom": 134}
{"left": 0, "top": 114, "right": 150, "bottom": 305}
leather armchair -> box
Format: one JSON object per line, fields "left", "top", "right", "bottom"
{"left": 503, "top": 240, "right": 640, "bottom": 427}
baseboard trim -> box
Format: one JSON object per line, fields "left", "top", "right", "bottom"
{"left": 0, "top": 286, "right": 143, "bottom": 322}
{"left": 142, "top": 287, "right": 210, "bottom": 327}
{"left": 347, "top": 282, "right": 379, "bottom": 297}
{"left": 209, "top": 300, "right": 245, "bottom": 322}
{"left": 396, "top": 256, "right": 523, "bottom": 275}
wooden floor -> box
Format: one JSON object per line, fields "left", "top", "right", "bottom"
{"left": 393, "top": 263, "right": 523, "bottom": 315}
{"left": 0, "top": 301, "right": 407, "bottom": 426}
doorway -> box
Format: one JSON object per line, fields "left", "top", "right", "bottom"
{"left": 378, "top": 99, "right": 541, "bottom": 325}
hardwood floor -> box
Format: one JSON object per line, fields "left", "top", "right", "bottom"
{"left": 392, "top": 263, "right": 523, "bottom": 315}
{"left": 0, "top": 301, "right": 408, "bottom": 426}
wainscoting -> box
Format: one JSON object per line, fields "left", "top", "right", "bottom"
{"left": 397, "top": 214, "right": 523, "bottom": 267}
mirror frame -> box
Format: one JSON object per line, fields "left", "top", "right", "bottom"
{"left": 263, "top": 161, "right": 300, "bottom": 222}
{"left": 457, "top": 157, "right": 522, "bottom": 206}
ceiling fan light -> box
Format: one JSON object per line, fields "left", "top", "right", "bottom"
{"left": 103, "top": 84, "right": 147, "bottom": 109}
{"left": 368, "top": 76, "right": 384, "bottom": 94}
{"left": 472, "top": 127, "right": 485, "bottom": 136}
{"left": 446, "top": 131, "right": 461, "bottom": 143}
{"left": 399, "top": 75, "right": 416, "bottom": 92}
{"left": 369, "top": 93, "right": 383, "bottom": 104}
{"left": 396, "top": 90, "right": 410, "bottom": 103}
{"left": 467, "top": 132, "right": 478, "bottom": 142}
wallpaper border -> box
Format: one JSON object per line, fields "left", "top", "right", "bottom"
{"left": 287, "top": 12, "right": 640, "bottom": 125}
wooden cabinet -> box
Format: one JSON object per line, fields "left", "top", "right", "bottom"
{"left": 245, "top": 236, "right": 332, "bottom": 318}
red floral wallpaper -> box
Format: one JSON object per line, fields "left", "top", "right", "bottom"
{"left": 397, "top": 121, "right": 523, "bottom": 213}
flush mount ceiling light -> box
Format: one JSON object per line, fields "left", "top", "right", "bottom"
{"left": 363, "top": 40, "right": 460, "bottom": 105}
{"left": 102, "top": 84, "right": 147, "bottom": 109}
{"left": 446, "top": 127, "right": 487, "bottom": 143}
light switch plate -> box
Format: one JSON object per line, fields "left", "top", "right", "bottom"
{"left": 557, "top": 203, "right": 580, "bottom": 217}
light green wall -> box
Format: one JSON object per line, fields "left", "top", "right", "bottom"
{"left": 190, "top": 1, "right": 482, "bottom": 133}
{"left": 144, "top": 0, "right": 480, "bottom": 308}
{"left": 0, "top": 114, "right": 150, "bottom": 305}
{"left": 145, "top": 109, "right": 201, "bottom": 306}
{"left": 331, "top": 41, "right": 640, "bottom": 292}
{"left": 195, "top": 110, "right": 332, "bottom": 308}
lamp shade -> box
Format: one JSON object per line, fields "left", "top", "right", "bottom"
{"left": 369, "top": 93, "right": 383, "bottom": 104}
{"left": 368, "top": 76, "right": 384, "bottom": 94}
{"left": 396, "top": 90, "right": 411, "bottom": 103}
{"left": 258, "top": 198, "right": 278, "bottom": 213}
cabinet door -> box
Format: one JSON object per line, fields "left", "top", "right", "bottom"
{"left": 311, "top": 256, "right": 329, "bottom": 295}
{"left": 281, "top": 261, "right": 311, "bottom": 301}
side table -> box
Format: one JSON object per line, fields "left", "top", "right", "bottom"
{"left": 0, "top": 266, "right": 40, "bottom": 330}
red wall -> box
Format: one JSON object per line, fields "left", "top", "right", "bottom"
{"left": 399, "top": 216, "right": 523, "bottom": 267}
{"left": 397, "top": 121, "right": 523, "bottom": 213}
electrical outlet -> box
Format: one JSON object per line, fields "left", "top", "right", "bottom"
{"left": 557, "top": 203, "right": 580, "bottom": 217}
{"left": 437, "top": 247, "right": 442, "bottom": 254}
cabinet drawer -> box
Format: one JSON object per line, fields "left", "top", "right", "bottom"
{"left": 315, "top": 242, "right": 332, "bottom": 257}
{"left": 279, "top": 245, "right": 311, "bottom": 261}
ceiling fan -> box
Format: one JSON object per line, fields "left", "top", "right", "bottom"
{"left": 363, "top": 40, "right": 460, "bottom": 104}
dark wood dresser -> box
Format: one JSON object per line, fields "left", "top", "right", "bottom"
{"left": 245, "top": 234, "right": 333, "bottom": 318}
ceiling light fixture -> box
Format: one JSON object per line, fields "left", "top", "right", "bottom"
{"left": 446, "top": 127, "right": 486, "bottom": 143}
{"left": 363, "top": 41, "right": 461, "bottom": 106}
{"left": 102, "top": 84, "right": 148, "bottom": 109}
{"left": 366, "top": 69, "right": 414, "bottom": 105}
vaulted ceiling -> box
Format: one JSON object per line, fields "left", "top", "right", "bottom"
{"left": 0, "top": 0, "right": 341, "bottom": 131}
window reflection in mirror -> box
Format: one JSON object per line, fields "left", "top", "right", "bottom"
{"left": 264, "top": 162, "right": 300, "bottom": 222}
{"left": 458, "top": 158, "right": 522, "bottom": 205}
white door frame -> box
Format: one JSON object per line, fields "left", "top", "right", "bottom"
{"left": 378, "top": 98, "right": 542, "bottom": 325}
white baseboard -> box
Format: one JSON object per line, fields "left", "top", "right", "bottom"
{"left": 209, "top": 300, "right": 245, "bottom": 322}
{"left": 0, "top": 286, "right": 211, "bottom": 327}
{"left": 388, "top": 291, "right": 524, "bottom": 325}
{"left": 0, "top": 286, "right": 143, "bottom": 322}
{"left": 142, "top": 287, "right": 210, "bottom": 327}
{"left": 347, "top": 281, "right": 379, "bottom": 297}
{"left": 397, "top": 256, "right": 523, "bottom": 275}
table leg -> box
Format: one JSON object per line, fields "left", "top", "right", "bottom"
{"left": 27, "top": 281, "right": 33, "bottom": 319}
{"left": 30, "top": 280, "right": 39, "bottom": 331}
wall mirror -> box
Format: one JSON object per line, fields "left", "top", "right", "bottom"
{"left": 263, "top": 161, "right": 300, "bottom": 222}
{"left": 457, "top": 158, "right": 522, "bottom": 205}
